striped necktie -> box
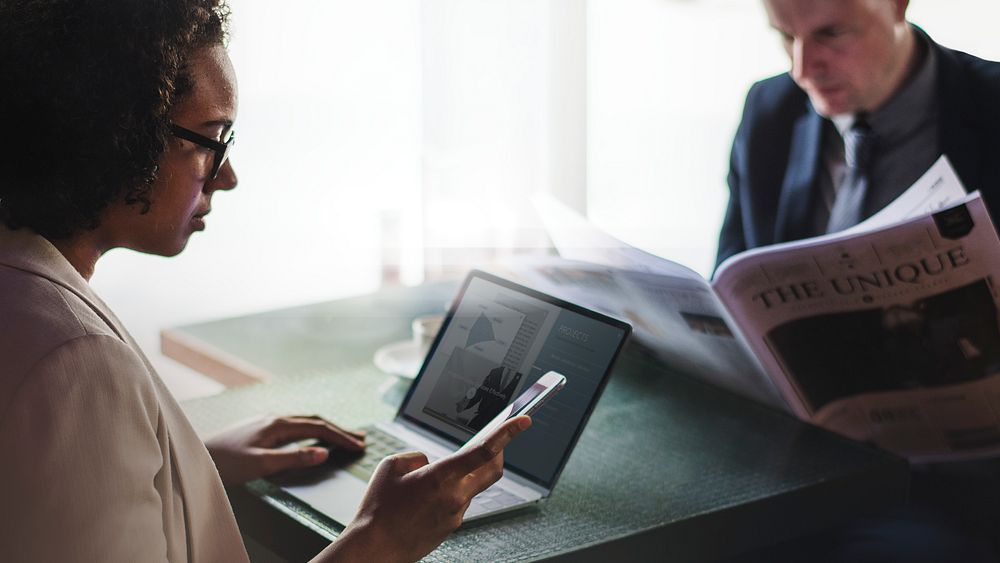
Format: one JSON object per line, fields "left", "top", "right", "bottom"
{"left": 826, "top": 115, "right": 876, "bottom": 233}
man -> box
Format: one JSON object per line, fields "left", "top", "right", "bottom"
{"left": 718, "top": 1, "right": 1000, "bottom": 561}
{"left": 456, "top": 366, "right": 523, "bottom": 430}
{"left": 718, "top": 0, "right": 1000, "bottom": 267}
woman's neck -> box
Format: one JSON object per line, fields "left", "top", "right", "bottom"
{"left": 47, "top": 232, "right": 108, "bottom": 281}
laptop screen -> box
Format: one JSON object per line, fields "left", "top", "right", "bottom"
{"left": 398, "top": 270, "right": 631, "bottom": 489}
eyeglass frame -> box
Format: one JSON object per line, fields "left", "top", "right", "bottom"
{"left": 170, "top": 123, "right": 236, "bottom": 180}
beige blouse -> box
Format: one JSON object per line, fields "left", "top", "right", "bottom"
{"left": 0, "top": 226, "right": 249, "bottom": 562}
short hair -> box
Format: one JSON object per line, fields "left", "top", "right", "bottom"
{"left": 0, "top": 0, "right": 231, "bottom": 239}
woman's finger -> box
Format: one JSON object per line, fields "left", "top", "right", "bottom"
{"left": 286, "top": 415, "right": 367, "bottom": 440}
{"left": 434, "top": 416, "right": 531, "bottom": 481}
{"left": 268, "top": 417, "right": 366, "bottom": 451}
{"left": 375, "top": 451, "right": 430, "bottom": 479}
{"left": 257, "top": 446, "right": 330, "bottom": 476}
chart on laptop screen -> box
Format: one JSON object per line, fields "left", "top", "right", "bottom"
{"left": 402, "top": 274, "right": 629, "bottom": 486}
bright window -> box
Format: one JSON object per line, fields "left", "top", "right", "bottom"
{"left": 90, "top": 1, "right": 1000, "bottom": 398}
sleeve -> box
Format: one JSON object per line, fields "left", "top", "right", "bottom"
{"left": 715, "top": 83, "right": 758, "bottom": 272}
{"left": 0, "top": 334, "right": 170, "bottom": 563}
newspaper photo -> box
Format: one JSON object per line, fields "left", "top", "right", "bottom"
{"left": 714, "top": 192, "right": 1000, "bottom": 461}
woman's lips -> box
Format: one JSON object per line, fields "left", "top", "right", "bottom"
{"left": 192, "top": 209, "right": 210, "bottom": 230}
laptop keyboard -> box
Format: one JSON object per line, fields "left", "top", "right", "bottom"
{"left": 344, "top": 425, "right": 527, "bottom": 516}
{"left": 339, "top": 426, "right": 412, "bottom": 481}
{"left": 463, "top": 485, "right": 526, "bottom": 518}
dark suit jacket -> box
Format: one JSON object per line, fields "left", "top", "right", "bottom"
{"left": 717, "top": 31, "right": 1000, "bottom": 268}
{"left": 464, "top": 366, "right": 522, "bottom": 431}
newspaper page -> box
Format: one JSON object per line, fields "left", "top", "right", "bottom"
{"left": 532, "top": 154, "right": 964, "bottom": 278}
{"left": 531, "top": 193, "right": 707, "bottom": 278}
{"left": 521, "top": 196, "right": 788, "bottom": 408}
{"left": 843, "top": 155, "right": 967, "bottom": 233}
{"left": 713, "top": 193, "right": 1000, "bottom": 461}
{"left": 509, "top": 256, "right": 786, "bottom": 409}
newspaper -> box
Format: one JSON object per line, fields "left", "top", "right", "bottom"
{"left": 522, "top": 156, "right": 1000, "bottom": 461}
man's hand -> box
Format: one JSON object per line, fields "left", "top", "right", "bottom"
{"left": 320, "top": 415, "right": 531, "bottom": 563}
{"left": 205, "top": 415, "right": 366, "bottom": 486}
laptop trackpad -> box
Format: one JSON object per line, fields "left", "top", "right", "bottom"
{"left": 277, "top": 471, "right": 368, "bottom": 526}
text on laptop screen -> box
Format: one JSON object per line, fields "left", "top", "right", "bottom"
{"left": 400, "top": 274, "right": 628, "bottom": 486}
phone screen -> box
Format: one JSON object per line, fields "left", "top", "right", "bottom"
{"left": 506, "top": 381, "right": 547, "bottom": 419}
{"left": 458, "top": 372, "right": 565, "bottom": 454}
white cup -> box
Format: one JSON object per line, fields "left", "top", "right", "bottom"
{"left": 412, "top": 314, "right": 445, "bottom": 356}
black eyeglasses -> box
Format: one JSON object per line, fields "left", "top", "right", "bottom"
{"left": 170, "top": 123, "right": 236, "bottom": 180}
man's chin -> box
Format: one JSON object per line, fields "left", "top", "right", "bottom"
{"left": 807, "top": 94, "right": 858, "bottom": 118}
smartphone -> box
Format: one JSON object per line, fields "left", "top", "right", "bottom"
{"left": 459, "top": 371, "right": 567, "bottom": 452}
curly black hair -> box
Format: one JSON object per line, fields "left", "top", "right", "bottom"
{"left": 0, "top": 0, "right": 230, "bottom": 239}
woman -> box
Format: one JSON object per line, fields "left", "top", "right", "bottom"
{"left": 0, "top": 1, "right": 529, "bottom": 561}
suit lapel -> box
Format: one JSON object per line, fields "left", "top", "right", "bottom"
{"left": 774, "top": 108, "right": 824, "bottom": 243}
{"left": 936, "top": 44, "right": 982, "bottom": 192}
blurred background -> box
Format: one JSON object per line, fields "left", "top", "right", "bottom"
{"left": 89, "top": 0, "right": 1000, "bottom": 399}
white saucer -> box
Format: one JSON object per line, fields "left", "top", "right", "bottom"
{"left": 373, "top": 340, "right": 426, "bottom": 379}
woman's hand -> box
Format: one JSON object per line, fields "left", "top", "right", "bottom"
{"left": 319, "top": 415, "right": 531, "bottom": 563}
{"left": 205, "top": 415, "right": 366, "bottom": 486}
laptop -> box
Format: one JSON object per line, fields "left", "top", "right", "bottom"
{"left": 271, "top": 269, "right": 631, "bottom": 524}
